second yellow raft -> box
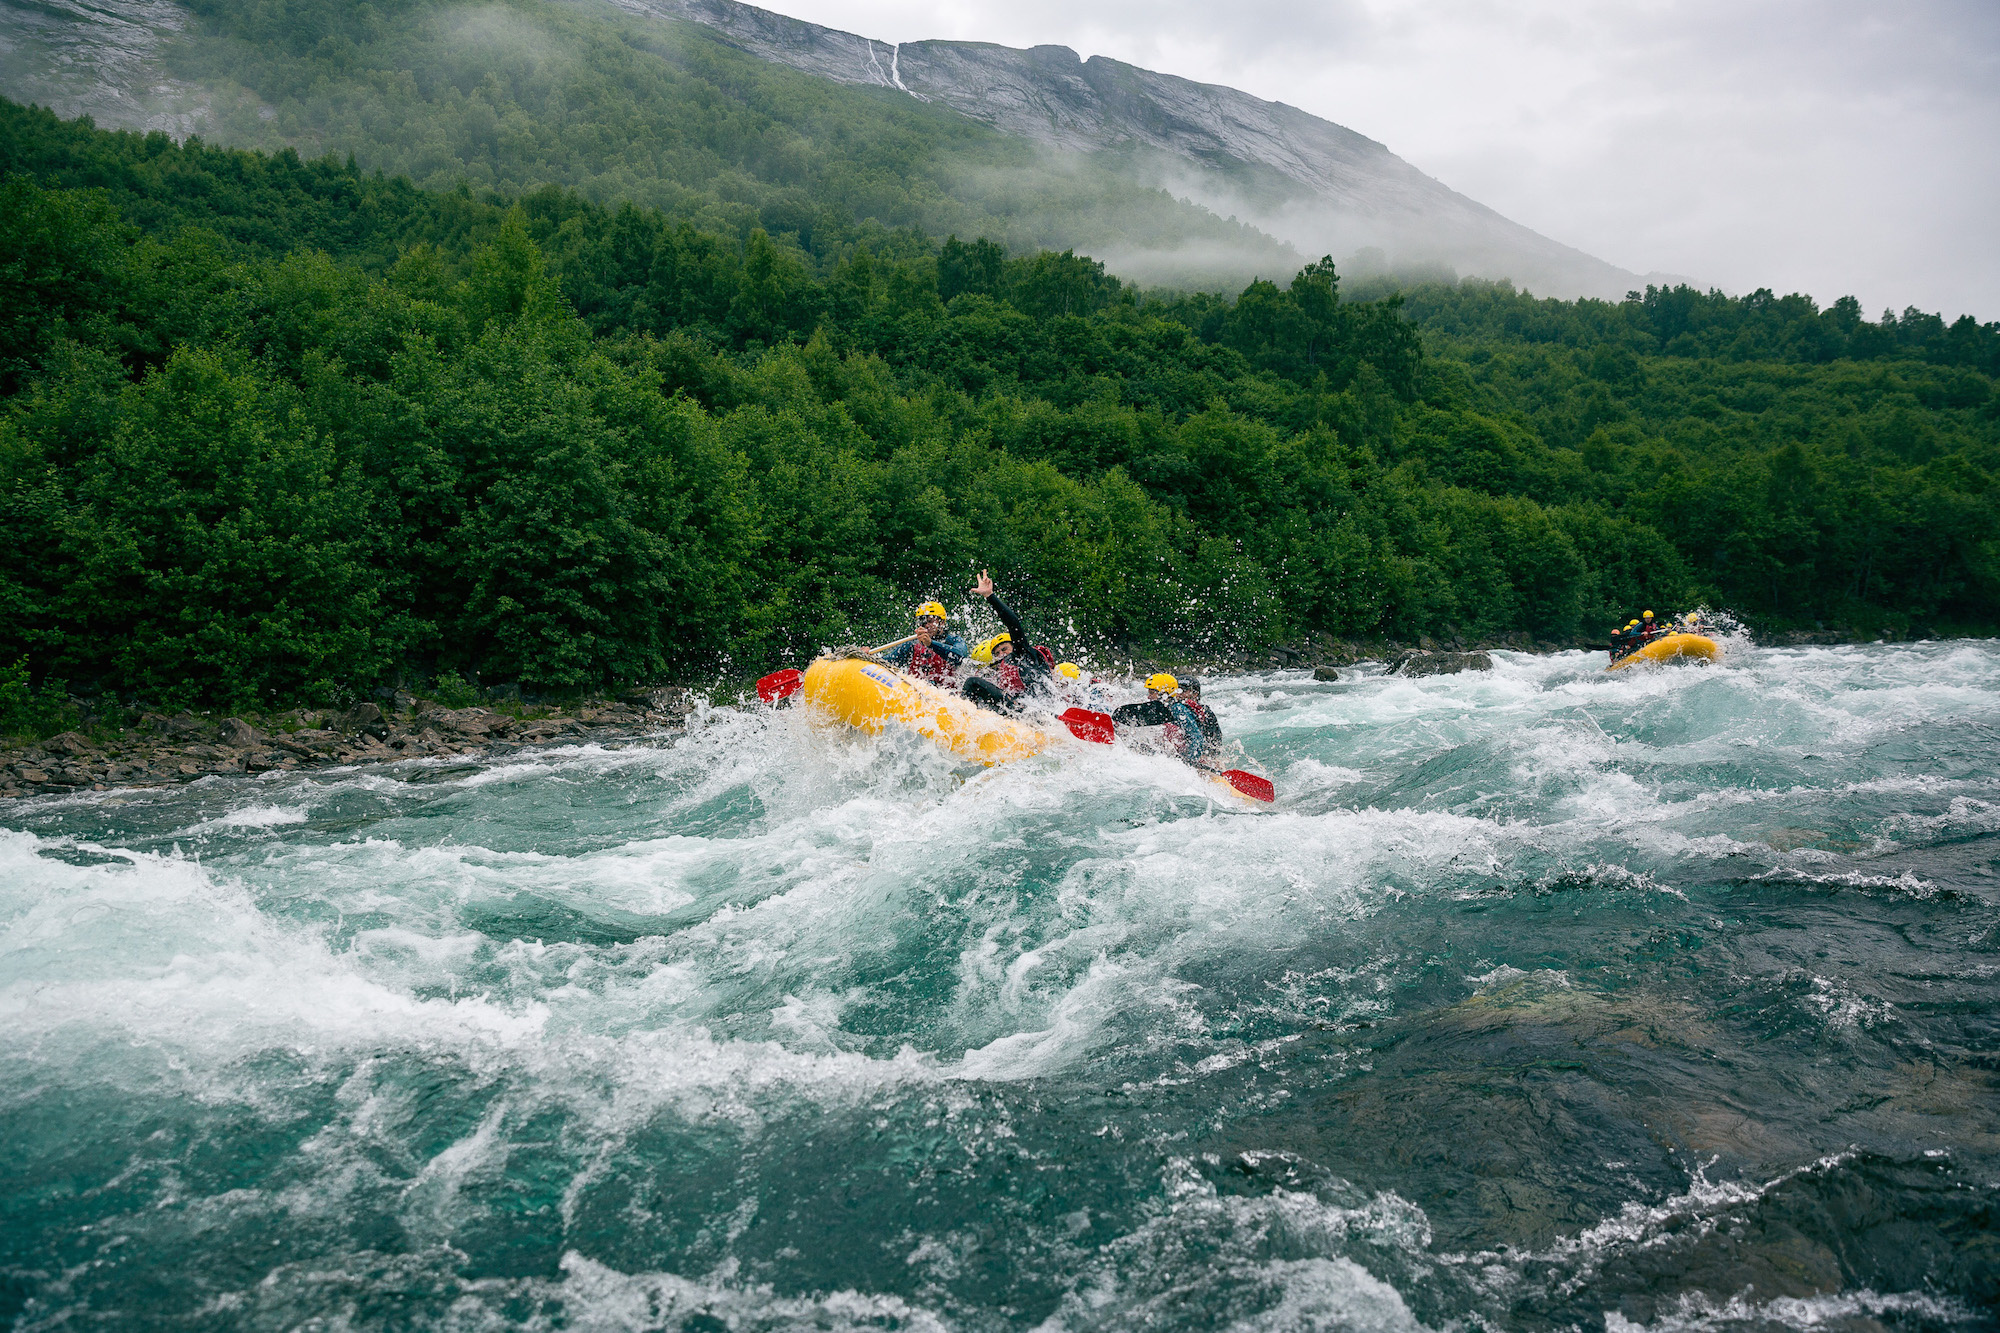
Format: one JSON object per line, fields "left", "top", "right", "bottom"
{"left": 1606, "top": 632, "right": 1721, "bottom": 671}
{"left": 800, "top": 656, "right": 1055, "bottom": 764}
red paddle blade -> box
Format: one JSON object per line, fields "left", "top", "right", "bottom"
{"left": 1221, "top": 769, "right": 1276, "bottom": 802}
{"left": 1059, "top": 707, "right": 1115, "bottom": 744}
{"left": 756, "top": 668, "right": 803, "bottom": 703}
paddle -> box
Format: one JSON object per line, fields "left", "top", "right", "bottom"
{"left": 1057, "top": 707, "right": 1115, "bottom": 744}
{"left": 1219, "top": 769, "right": 1276, "bottom": 803}
{"left": 755, "top": 634, "right": 923, "bottom": 704}
{"left": 756, "top": 668, "right": 802, "bottom": 703}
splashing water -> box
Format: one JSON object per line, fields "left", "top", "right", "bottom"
{"left": 3, "top": 643, "right": 1996, "bottom": 1330}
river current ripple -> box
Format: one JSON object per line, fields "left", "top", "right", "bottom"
{"left": 2, "top": 643, "right": 1997, "bottom": 1331}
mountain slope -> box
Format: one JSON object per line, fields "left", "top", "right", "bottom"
{"left": 615, "top": 0, "right": 1655, "bottom": 297}
{"left": 0, "top": 0, "right": 1305, "bottom": 287}
{"left": 0, "top": 0, "right": 1653, "bottom": 295}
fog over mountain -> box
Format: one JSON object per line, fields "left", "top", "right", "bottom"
{"left": 757, "top": 0, "right": 2000, "bottom": 320}
{"left": 611, "top": 0, "right": 1673, "bottom": 297}
{"left": 1, "top": 0, "right": 1687, "bottom": 296}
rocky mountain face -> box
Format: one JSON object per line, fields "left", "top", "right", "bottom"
{"left": 612, "top": 0, "right": 1653, "bottom": 297}
{"left": 0, "top": 0, "right": 209, "bottom": 137}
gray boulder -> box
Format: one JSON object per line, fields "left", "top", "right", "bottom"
{"left": 620, "top": 686, "right": 691, "bottom": 714}
{"left": 432, "top": 708, "right": 504, "bottom": 737}
{"left": 1312, "top": 666, "right": 1341, "bottom": 682}
{"left": 1391, "top": 650, "right": 1493, "bottom": 678}
{"left": 218, "top": 717, "right": 264, "bottom": 747}
{"left": 147, "top": 711, "right": 206, "bottom": 736}
{"left": 335, "top": 702, "right": 384, "bottom": 730}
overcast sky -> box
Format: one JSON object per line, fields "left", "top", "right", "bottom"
{"left": 761, "top": 0, "right": 2000, "bottom": 319}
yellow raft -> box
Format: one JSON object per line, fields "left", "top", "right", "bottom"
{"left": 799, "top": 657, "right": 1056, "bottom": 765}
{"left": 1606, "top": 632, "right": 1721, "bottom": 671}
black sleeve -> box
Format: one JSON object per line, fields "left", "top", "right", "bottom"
{"left": 1112, "top": 700, "right": 1171, "bottom": 727}
{"left": 1198, "top": 709, "right": 1222, "bottom": 742}
{"left": 987, "top": 594, "right": 1028, "bottom": 643}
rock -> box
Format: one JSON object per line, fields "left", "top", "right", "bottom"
{"left": 1312, "top": 666, "right": 1341, "bottom": 682}
{"left": 218, "top": 717, "right": 264, "bottom": 747}
{"left": 432, "top": 708, "right": 505, "bottom": 737}
{"left": 392, "top": 690, "right": 417, "bottom": 712}
{"left": 150, "top": 711, "right": 206, "bottom": 737}
{"left": 18, "top": 768, "right": 50, "bottom": 784}
{"left": 1393, "top": 650, "right": 1494, "bottom": 678}
{"left": 43, "top": 730, "right": 96, "bottom": 754}
{"left": 619, "top": 686, "right": 690, "bottom": 713}
{"left": 335, "top": 702, "right": 384, "bottom": 731}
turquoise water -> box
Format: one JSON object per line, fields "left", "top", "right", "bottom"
{"left": 2, "top": 642, "right": 1996, "bottom": 1331}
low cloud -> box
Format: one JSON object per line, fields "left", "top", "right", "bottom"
{"left": 770, "top": 0, "right": 2000, "bottom": 317}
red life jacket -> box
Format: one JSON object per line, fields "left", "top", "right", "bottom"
{"left": 908, "top": 641, "right": 958, "bottom": 685}
{"left": 990, "top": 660, "right": 1025, "bottom": 693}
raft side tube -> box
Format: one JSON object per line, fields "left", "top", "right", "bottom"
{"left": 1606, "top": 632, "right": 1722, "bottom": 671}
{"left": 799, "top": 657, "right": 1051, "bottom": 765}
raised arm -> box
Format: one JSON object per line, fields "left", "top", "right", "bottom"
{"left": 971, "top": 569, "right": 1034, "bottom": 656}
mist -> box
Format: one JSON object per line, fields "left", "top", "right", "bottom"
{"left": 762, "top": 0, "right": 2000, "bottom": 320}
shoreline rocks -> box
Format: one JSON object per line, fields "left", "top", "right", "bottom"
{"left": 1386, "top": 650, "right": 1494, "bottom": 678}
{"left": 0, "top": 689, "right": 694, "bottom": 801}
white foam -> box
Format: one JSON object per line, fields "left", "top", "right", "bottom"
{"left": 190, "top": 803, "right": 312, "bottom": 832}
{"left": 1603, "top": 1288, "right": 1970, "bottom": 1332}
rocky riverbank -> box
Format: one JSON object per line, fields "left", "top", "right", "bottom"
{"left": 0, "top": 688, "right": 693, "bottom": 800}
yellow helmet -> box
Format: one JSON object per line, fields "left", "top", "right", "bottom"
{"left": 915, "top": 601, "right": 947, "bottom": 621}
{"left": 971, "top": 634, "right": 1009, "bottom": 664}
{"left": 1146, "top": 672, "right": 1179, "bottom": 694}
{"left": 1643, "top": 610, "right": 1654, "bottom": 619}
{"left": 1056, "top": 662, "right": 1081, "bottom": 679}
{"left": 1628, "top": 620, "right": 1640, "bottom": 628}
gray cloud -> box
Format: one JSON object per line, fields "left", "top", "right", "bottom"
{"left": 765, "top": 0, "right": 2000, "bottom": 317}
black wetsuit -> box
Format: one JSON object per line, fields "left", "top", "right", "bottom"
{"left": 964, "top": 593, "right": 1056, "bottom": 713}
{"left": 1112, "top": 696, "right": 1209, "bottom": 763}
{"left": 1183, "top": 698, "right": 1224, "bottom": 746}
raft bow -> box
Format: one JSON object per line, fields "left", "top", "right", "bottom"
{"left": 1606, "top": 632, "right": 1721, "bottom": 671}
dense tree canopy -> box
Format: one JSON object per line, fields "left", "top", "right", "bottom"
{"left": 3, "top": 102, "right": 1995, "bottom": 710}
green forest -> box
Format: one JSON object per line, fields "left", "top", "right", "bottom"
{"left": 3, "top": 97, "right": 1997, "bottom": 714}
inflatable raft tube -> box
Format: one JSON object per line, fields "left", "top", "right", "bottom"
{"left": 1606, "top": 632, "right": 1721, "bottom": 671}
{"left": 799, "top": 657, "right": 1055, "bottom": 765}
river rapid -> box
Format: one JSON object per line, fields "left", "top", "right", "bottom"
{"left": 2, "top": 642, "right": 1996, "bottom": 1331}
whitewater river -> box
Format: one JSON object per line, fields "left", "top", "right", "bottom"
{"left": 2, "top": 643, "right": 1996, "bottom": 1331}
